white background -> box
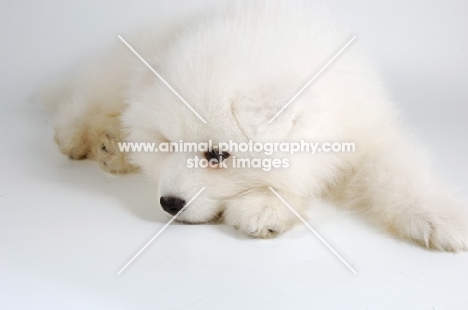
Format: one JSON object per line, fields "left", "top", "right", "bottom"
{"left": 1, "top": 0, "right": 468, "bottom": 309}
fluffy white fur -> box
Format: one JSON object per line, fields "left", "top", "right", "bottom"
{"left": 49, "top": 1, "right": 468, "bottom": 251}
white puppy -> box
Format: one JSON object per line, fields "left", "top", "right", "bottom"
{"left": 49, "top": 1, "right": 468, "bottom": 251}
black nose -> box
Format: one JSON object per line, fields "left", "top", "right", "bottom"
{"left": 160, "top": 196, "right": 186, "bottom": 215}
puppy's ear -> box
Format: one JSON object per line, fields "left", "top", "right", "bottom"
{"left": 231, "top": 91, "right": 296, "bottom": 141}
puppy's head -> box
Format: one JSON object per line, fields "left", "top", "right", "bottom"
{"left": 124, "top": 79, "right": 300, "bottom": 223}
{"left": 122, "top": 26, "right": 315, "bottom": 222}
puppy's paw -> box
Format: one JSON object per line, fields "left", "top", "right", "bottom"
{"left": 223, "top": 188, "right": 304, "bottom": 238}
{"left": 389, "top": 206, "right": 468, "bottom": 252}
{"left": 429, "top": 223, "right": 468, "bottom": 252}
{"left": 54, "top": 129, "right": 90, "bottom": 160}
{"left": 95, "top": 132, "right": 138, "bottom": 174}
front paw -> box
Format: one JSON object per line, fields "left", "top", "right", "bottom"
{"left": 388, "top": 205, "right": 468, "bottom": 252}
{"left": 223, "top": 188, "right": 304, "bottom": 238}
{"left": 54, "top": 129, "right": 90, "bottom": 160}
{"left": 95, "top": 132, "right": 138, "bottom": 174}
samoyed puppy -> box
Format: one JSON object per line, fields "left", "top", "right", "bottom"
{"left": 49, "top": 0, "right": 468, "bottom": 251}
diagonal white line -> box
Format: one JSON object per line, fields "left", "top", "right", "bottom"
{"left": 268, "top": 187, "right": 357, "bottom": 274}
{"left": 118, "top": 35, "right": 207, "bottom": 124}
{"left": 117, "top": 187, "right": 206, "bottom": 275}
{"left": 268, "top": 36, "right": 356, "bottom": 123}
